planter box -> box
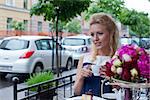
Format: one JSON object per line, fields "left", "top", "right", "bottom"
{"left": 25, "top": 89, "right": 57, "bottom": 100}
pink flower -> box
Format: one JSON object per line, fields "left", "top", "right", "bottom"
{"left": 102, "top": 44, "right": 150, "bottom": 82}
{"left": 138, "top": 54, "right": 150, "bottom": 78}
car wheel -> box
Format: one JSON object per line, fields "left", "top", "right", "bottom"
{"left": 66, "top": 58, "right": 72, "bottom": 70}
{"left": 0, "top": 73, "right": 7, "bottom": 79}
{"left": 33, "top": 63, "right": 43, "bottom": 73}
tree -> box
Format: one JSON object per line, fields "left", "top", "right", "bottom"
{"left": 64, "top": 19, "right": 81, "bottom": 34}
{"left": 30, "top": 0, "right": 91, "bottom": 22}
{"left": 11, "top": 20, "right": 24, "bottom": 31}
{"left": 84, "top": 0, "right": 150, "bottom": 37}
{"left": 11, "top": 20, "right": 25, "bottom": 36}
{"left": 118, "top": 8, "right": 150, "bottom": 37}
{"left": 50, "top": 21, "right": 66, "bottom": 32}
{"left": 30, "top": 0, "right": 91, "bottom": 77}
{"left": 84, "top": 0, "right": 124, "bottom": 20}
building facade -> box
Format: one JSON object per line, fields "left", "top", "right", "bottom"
{"left": 0, "top": 0, "right": 50, "bottom": 36}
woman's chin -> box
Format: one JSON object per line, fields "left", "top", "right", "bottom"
{"left": 96, "top": 46, "right": 102, "bottom": 49}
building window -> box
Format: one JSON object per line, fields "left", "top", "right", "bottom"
{"left": 5, "top": 0, "right": 15, "bottom": 6}
{"left": 23, "top": 0, "right": 28, "bottom": 9}
{"left": 24, "top": 20, "right": 28, "bottom": 31}
{"left": 7, "top": 18, "right": 13, "bottom": 30}
{"left": 38, "top": 21, "right": 42, "bottom": 32}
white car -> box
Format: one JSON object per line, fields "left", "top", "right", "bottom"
{"left": 0, "top": 37, "right": 4, "bottom": 44}
{"left": 61, "top": 35, "right": 92, "bottom": 66}
{"left": 0, "top": 36, "right": 73, "bottom": 78}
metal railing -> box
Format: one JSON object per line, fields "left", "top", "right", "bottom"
{"left": 13, "top": 73, "right": 76, "bottom": 100}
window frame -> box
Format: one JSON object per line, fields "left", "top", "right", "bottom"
{"left": 5, "top": 0, "right": 15, "bottom": 6}
{"left": 38, "top": 21, "right": 42, "bottom": 32}
{"left": 7, "top": 17, "right": 13, "bottom": 31}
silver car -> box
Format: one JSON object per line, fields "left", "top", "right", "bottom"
{"left": 61, "top": 35, "right": 92, "bottom": 66}
{"left": 0, "top": 36, "right": 73, "bottom": 78}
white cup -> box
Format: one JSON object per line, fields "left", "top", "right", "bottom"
{"left": 91, "top": 64, "right": 101, "bottom": 76}
{"left": 91, "top": 56, "right": 110, "bottom": 76}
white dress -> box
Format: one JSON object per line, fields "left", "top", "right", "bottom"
{"left": 83, "top": 54, "right": 111, "bottom": 76}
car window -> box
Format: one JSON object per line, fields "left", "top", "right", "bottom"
{"left": 35, "top": 39, "right": 51, "bottom": 50}
{"left": 62, "top": 38, "right": 85, "bottom": 46}
{"left": 87, "top": 38, "right": 92, "bottom": 45}
{"left": 0, "top": 39, "right": 29, "bottom": 50}
{"left": 49, "top": 39, "right": 56, "bottom": 49}
{"left": 120, "top": 38, "right": 131, "bottom": 45}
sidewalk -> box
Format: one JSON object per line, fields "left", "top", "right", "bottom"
{"left": 0, "top": 69, "right": 76, "bottom": 100}
{"left": 0, "top": 83, "right": 26, "bottom": 100}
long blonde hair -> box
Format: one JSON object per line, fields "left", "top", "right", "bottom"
{"left": 90, "top": 13, "right": 119, "bottom": 61}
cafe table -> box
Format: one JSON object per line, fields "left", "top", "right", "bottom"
{"left": 65, "top": 95, "right": 106, "bottom": 100}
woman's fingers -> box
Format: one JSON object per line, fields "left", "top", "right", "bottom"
{"left": 81, "top": 68, "right": 92, "bottom": 78}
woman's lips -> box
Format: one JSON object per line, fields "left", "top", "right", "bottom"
{"left": 94, "top": 42, "right": 101, "bottom": 46}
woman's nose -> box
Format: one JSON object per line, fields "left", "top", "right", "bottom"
{"left": 93, "top": 34, "right": 99, "bottom": 40}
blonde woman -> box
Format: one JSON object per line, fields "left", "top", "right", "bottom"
{"left": 74, "top": 13, "right": 119, "bottom": 96}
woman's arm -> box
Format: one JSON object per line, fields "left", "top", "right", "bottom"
{"left": 74, "top": 56, "right": 92, "bottom": 95}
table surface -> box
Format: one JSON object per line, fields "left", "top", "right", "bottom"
{"left": 65, "top": 96, "right": 106, "bottom": 100}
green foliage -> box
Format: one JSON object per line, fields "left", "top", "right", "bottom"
{"left": 30, "top": 0, "right": 91, "bottom": 22}
{"left": 84, "top": 0, "right": 150, "bottom": 37}
{"left": 64, "top": 19, "right": 81, "bottom": 34}
{"left": 50, "top": 21, "right": 66, "bottom": 32}
{"left": 84, "top": 0, "right": 124, "bottom": 20}
{"left": 11, "top": 21, "right": 25, "bottom": 30}
{"left": 26, "top": 71, "right": 54, "bottom": 91}
{"left": 118, "top": 9, "right": 150, "bottom": 37}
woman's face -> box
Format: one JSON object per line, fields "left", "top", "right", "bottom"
{"left": 89, "top": 23, "right": 111, "bottom": 50}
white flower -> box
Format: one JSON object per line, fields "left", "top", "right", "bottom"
{"left": 111, "top": 65, "right": 117, "bottom": 73}
{"left": 114, "top": 51, "right": 119, "bottom": 56}
{"left": 122, "top": 54, "right": 132, "bottom": 62}
{"left": 112, "top": 55, "right": 118, "bottom": 59}
{"left": 116, "top": 67, "right": 122, "bottom": 75}
{"left": 130, "top": 68, "right": 138, "bottom": 77}
{"left": 113, "top": 59, "right": 122, "bottom": 66}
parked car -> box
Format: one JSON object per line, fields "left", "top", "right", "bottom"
{"left": 61, "top": 35, "right": 92, "bottom": 66}
{"left": 120, "top": 37, "right": 131, "bottom": 45}
{"left": 0, "top": 37, "right": 4, "bottom": 44}
{"left": 0, "top": 36, "right": 73, "bottom": 78}
{"left": 140, "top": 38, "right": 150, "bottom": 50}
{"left": 131, "top": 37, "right": 140, "bottom": 46}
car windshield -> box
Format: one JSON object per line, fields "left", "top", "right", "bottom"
{"left": 63, "top": 38, "right": 85, "bottom": 46}
{"left": 0, "top": 39, "right": 29, "bottom": 50}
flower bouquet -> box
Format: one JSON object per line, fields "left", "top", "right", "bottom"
{"left": 103, "top": 44, "right": 150, "bottom": 100}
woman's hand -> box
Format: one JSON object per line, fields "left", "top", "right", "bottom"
{"left": 99, "top": 65, "right": 110, "bottom": 80}
{"left": 78, "top": 65, "right": 93, "bottom": 80}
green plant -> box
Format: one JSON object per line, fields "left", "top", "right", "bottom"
{"left": 26, "top": 71, "right": 54, "bottom": 91}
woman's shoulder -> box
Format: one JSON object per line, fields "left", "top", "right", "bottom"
{"left": 82, "top": 53, "right": 92, "bottom": 62}
{"left": 96, "top": 55, "right": 111, "bottom": 65}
